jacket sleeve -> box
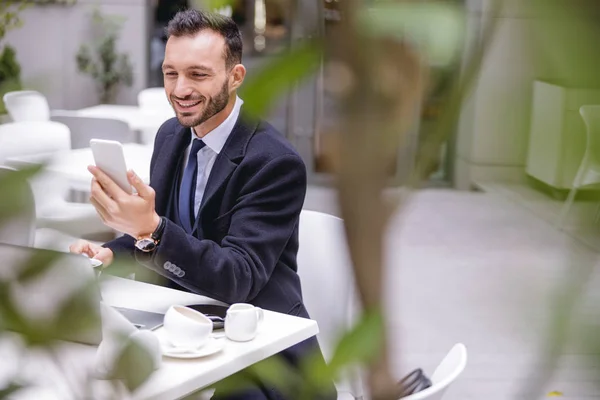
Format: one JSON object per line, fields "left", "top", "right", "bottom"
{"left": 135, "top": 153, "right": 307, "bottom": 304}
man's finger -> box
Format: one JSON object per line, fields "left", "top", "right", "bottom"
{"left": 88, "top": 165, "right": 127, "bottom": 200}
{"left": 69, "top": 240, "right": 94, "bottom": 258}
{"left": 90, "top": 178, "right": 117, "bottom": 213}
{"left": 90, "top": 197, "right": 110, "bottom": 224}
{"left": 94, "top": 248, "right": 114, "bottom": 265}
{"left": 69, "top": 240, "right": 87, "bottom": 254}
{"left": 127, "top": 170, "right": 153, "bottom": 198}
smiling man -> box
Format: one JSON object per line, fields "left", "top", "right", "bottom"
{"left": 70, "top": 8, "right": 334, "bottom": 400}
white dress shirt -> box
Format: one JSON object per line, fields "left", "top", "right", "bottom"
{"left": 182, "top": 96, "right": 243, "bottom": 217}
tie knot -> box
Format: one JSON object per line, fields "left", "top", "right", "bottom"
{"left": 191, "top": 139, "right": 205, "bottom": 155}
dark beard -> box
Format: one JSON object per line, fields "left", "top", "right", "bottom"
{"left": 174, "top": 79, "right": 230, "bottom": 128}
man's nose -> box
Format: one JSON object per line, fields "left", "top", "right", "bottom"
{"left": 173, "top": 77, "right": 193, "bottom": 98}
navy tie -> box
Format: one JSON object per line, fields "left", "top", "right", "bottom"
{"left": 179, "top": 139, "right": 205, "bottom": 232}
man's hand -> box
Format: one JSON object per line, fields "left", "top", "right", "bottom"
{"left": 88, "top": 166, "right": 161, "bottom": 238}
{"left": 69, "top": 240, "right": 114, "bottom": 266}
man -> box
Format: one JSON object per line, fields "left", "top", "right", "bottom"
{"left": 70, "top": 9, "right": 333, "bottom": 400}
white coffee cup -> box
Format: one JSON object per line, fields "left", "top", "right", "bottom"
{"left": 163, "top": 305, "right": 213, "bottom": 349}
{"left": 225, "top": 303, "right": 264, "bottom": 342}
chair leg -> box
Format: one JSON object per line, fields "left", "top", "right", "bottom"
{"left": 556, "top": 185, "right": 578, "bottom": 230}
{"left": 557, "top": 161, "right": 588, "bottom": 230}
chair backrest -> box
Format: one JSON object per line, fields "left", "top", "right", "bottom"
{"left": 137, "top": 87, "right": 172, "bottom": 112}
{"left": 50, "top": 112, "right": 135, "bottom": 149}
{"left": 3, "top": 90, "right": 50, "bottom": 122}
{"left": 297, "top": 210, "right": 356, "bottom": 359}
{"left": 0, "top": 121, "right": 71, "bottom": 164}
{"left": 402, "top": 343, "right": 468, "bottom": 400}
{"left": 0, "top": 166, "right": 36, "bottom": 247}
{"left": 580, "top": 105, "right": 600, "bottom": 165}
{"left": 297, "top": 210, "right": 364, "bottom": 397}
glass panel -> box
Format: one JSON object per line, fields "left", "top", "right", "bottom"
{"left": 232, "top": 0, "right": 293, "bottom": 134}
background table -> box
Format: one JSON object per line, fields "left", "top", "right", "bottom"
{"left": 100, "top": 276, "right": 319, "bottom": 400}
{"left": 6, "top": 144, "right": 153, "bottom": 193}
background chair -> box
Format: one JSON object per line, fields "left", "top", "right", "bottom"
{"left": 0, "top": 121, "right": 111, "bottom": 245}
{"left": 0, "top": 166, "right": 36, "bottom": 247}
{"left": 29, "top": 170, "right": 113, "bottom": 242}
{"left": 50, "top": 112, "right": 136, "bottom": 149}
{"left": 137, "top": 87, "right": 172, "bottom": 112}
{"left": 137, "top": 88, "right": 174, "bottom": 144}
{"left": 557, "top": 105, "right": 600, "bottom": 228}
{"left": 0, "top": 121, "right": 71, "bottom": 164}
{"left": 3, "top": 90, "right": 50, "bottom": 122}
{"left": 401, "top": 343, "right": 467, "bottom": 400}
{"left": 297, "top": 210, "right": 365, "bottom": 399}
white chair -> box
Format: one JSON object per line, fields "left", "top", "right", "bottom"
{"left": 51, "top": 112, "right": 136, "bottom": 149}
{"left": 137, "top": 87, "right": 172, "bottom": 112}
{"left": 137, "top": 88, "right": 174, "bottom": 144}
{"left": 29, "top": 170, "right": 112, "bottom": 240}
{"left": 297, "top": 210, "right": 365, "bottom": 399}
{"left": 0, "top": 121, "right": 71, "bottom": 164}
{"left": 3, "top": 90, "right": 50, "bottom": 122}
{"left": 0, "top": 166, "right": 36, "bottom": 247}
{"left": 557, "top": 105, "right": 600, "bottom": 228}
{"left": 0, "top": 121, "right": 109, "bottom": 240}
{"left": 401, "top": 344, "right": 467, "bottom": 400}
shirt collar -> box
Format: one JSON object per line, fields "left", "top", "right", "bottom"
{"left": 190, "top": 96, "right": 243, "bottom": 154}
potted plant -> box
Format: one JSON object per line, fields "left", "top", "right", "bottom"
{"left": 0, "top": 1, "right": 28, "bottom": 116}
{"left": 76, "top": 9, "right": 133, "bottom": 104}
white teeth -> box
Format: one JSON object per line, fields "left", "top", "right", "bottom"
{"left": 177, "top": 101, "right": 201, "bottom": 108}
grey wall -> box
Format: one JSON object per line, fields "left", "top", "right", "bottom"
{"left": 4, "top": 0, "right": 149, "bottom": 109}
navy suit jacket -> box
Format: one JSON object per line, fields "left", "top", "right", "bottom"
{"left": 104, "top": 115, "right": 309, "bottom": 319}
{"left": 104, "top": 115, "right": 336, "bottom": 398}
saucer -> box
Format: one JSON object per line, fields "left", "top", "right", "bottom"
{"left": 160, "top": 337, "right": 225, "bottom": 359}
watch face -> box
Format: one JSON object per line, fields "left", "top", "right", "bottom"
{"left": 135, "top": 238, "right": 157, "bottom": 252}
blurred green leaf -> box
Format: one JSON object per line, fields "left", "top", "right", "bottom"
{"left": 328, "top": 310, "right": 384, "bottom": 373}
{"left": 212, "top": 356, "right": 300, "bottom": 398}
{"left": 51, "top": 279, "right": 101, "bottom": 343}
{"left": 0, "top": 382, "right": 25, "bottom": 399}
{"left": 240, "top": 42, "right": 321, "bottom": 117}
{"left": 113, "top": 336, "right": 156, "bottom": 392}
{"left": 203, "top": 0, "right": 235, "bottom": 11}
{"left": 0, "top": 281, "right": 32, "bottom": 339}
{"left": 359, "top": 2, "right": 465, "bottom": 67}
{"left": 0, "top": 164, "right": 43, "bottom": 225}
{"left": 16, "top": 248, "right": 62, "bottom": 284}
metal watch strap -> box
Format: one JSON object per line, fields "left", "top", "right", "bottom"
{"left": 151, "top": 216, "right": 166, "bottom": 242}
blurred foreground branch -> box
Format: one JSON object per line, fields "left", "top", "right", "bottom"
{"left": 323, "top": 0, "right": 503, "bottom": 398}
{"left": 324, "top": 0, "right": 427, "bottom": 398}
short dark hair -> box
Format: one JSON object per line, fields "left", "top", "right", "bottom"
{"left": 166, "top": 9, "right": 242, "bottom": 69}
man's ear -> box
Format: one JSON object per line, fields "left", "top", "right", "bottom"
{"left": 229, "top": 64, "right": 246, "bottom": 91}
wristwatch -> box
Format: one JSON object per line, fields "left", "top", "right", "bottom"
{"left": 135, "top": 217, "right": 166, "bottom": 253}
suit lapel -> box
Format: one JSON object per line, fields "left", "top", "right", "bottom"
{"left": 191, "top": 115, "right": 258, "bottom": 233}
{"left": 152, "top": 125, "right": 190, "bottom": 216}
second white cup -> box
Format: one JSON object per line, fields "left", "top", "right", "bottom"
{"left": 163, "top": 305, "right": 213, "bottom": 349}
{"left": 225, "top": 303, "right": 264, "bottom": 342}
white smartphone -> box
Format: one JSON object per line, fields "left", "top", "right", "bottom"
{"left": 90, "top": 139, "right": 133, "bottom": 194}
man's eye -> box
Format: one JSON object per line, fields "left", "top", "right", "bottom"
{"left": 165, "top": 72, "right": 177, "bottom": 76}
{"left": 193, "top": 73, "right": 207, "bottom": 78}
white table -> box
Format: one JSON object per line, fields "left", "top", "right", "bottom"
{"left": 6, "top": 144, "right": 153, "bottom": 193}
{"left": 101, "top": 277, "right": 319, "bottom": 400}
{"left": 4, "top": 276, "right": 319, "bottom": 400}
{"left": 77, "top": 105, "right": 174, "bottom": 133}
